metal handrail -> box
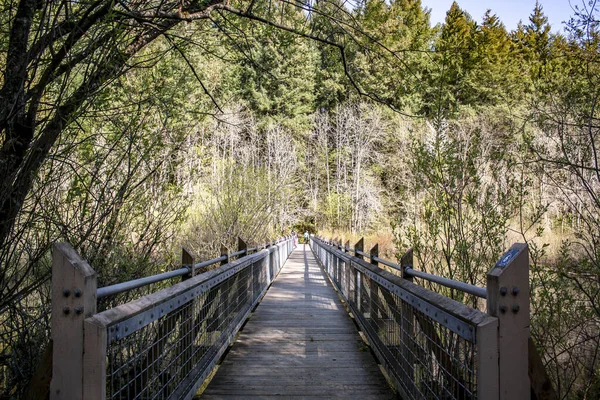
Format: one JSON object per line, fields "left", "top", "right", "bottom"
{"left": 404, "top": 267, "right": 487, "bottom": 299}
{"left": 315, "top": 236, "right": 487, "bottom": 299}
{"left": 97, "top": 268, "right": 191, "bottom": 299}
{"left": 97, "top": 236, "right": 291, "bottom": 299}
{"left": 193, "top": 255, "right": 227, "bottom": 270}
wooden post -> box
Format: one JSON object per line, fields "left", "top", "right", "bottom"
{"left": 477, "top": 317, "right": 500, "bottom": 400}
{"left": 182, "top": 247, "right": 195, "bottom": 278}
{"left": 217, "top": 244, "right": 231, "bottom": 334}
{"left": 83, "top": 319, "right": 107, "bottom": 400}
{"left": 180, "top": 248, "right": 195, "bottom": 378}
{"left": 487, "top": 243, "right": 530, "bottom": 400}
{"left": 399, "top": 247, "right": 415, "bottom": 390}
{"left": 354, "top": 237, "right": 364, "bottom": 259}
{"left": 51, "top": 243, "right": 97, "bottom": 400}
{"left": 369, "top": 244, "right": 379, "bottom": 266}
{"left": 352, "top": 238, "right": 364, "bottom": 307}
{"left": 340, "top": 240, "right": 349, "bottom": 295}
{"left": 238, "top": 237, "right": 247, "bottom": 256}
{"left": 366, "top": 244, "right": 379, "bottom": 321}
{"left": 220, "top": 245, "right": 229, "bottom": 266}
{"left": 401, "top": 248, "right": 414, "bottom": 280}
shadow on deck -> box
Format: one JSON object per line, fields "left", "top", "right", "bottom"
{"left": 200, "top": 245, "right": 395, "bottom": 399}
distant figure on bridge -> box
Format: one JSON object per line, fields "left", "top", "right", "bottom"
{"left": 304, "top": 231, "right": 309, "bottom": 244}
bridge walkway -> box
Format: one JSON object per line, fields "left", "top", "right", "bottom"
{"left": 201, "top": 244, "right": 395, "bottom": 399}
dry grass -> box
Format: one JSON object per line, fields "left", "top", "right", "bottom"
{"left": 317, "top": 228, "right": 399, "bottom": 261}
{"left": 505, "top": 220, "right": 576, "bottom": 265}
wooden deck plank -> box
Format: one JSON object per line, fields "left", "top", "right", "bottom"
{"left": 200, "top": 245, "right": 395, "bottom": 399}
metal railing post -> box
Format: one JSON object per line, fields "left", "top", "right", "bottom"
{"left": 51, "top": 243, "right": 98, "bottom": 400}
{"left": 487, "top": 243, "right": 530, "bottom": 400}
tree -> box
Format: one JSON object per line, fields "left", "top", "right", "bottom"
{"left": 424, "top": 1, "right": 477, "bottom": 119}
{"left": 468, "top": 10, "right": 517, "bottom": 106}
{"left": 514, "top": 1, "right": 552, "bottom": 83}
{"left": 404, "top": 114, "right": 519, "bottom": 306}
{"left": 231, "top": 17, "right": 318, "bottom": 132}
{"left": 522, "top": 3, "right": 600, "bottom": 396}
{"left": 0, "top": 0, "right": 228, "bottom": 271}
{"left": 354, "top": 0, "right": 433, "bottom": 112}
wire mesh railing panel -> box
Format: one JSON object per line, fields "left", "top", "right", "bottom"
{"left": 85, "top": 239, "right": 294, "bottom": 400}
{"left": 311, "top": 237, "right": 481, "bottom": 400}
{"left": 105, "top": 260, "right": 256, "bottom": 400}
{"left": 358, "top": 274, "right": 477, "bottom": 399}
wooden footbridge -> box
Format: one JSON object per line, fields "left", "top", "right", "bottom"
{"left": 49, "top": 235, "right": 554, "bottom": 400}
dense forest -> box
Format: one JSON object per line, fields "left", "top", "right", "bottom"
{"left": 1, "top": 0, "right": 599, "bottom": 397}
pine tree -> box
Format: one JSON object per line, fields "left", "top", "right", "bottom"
{"left": 311, "top": 0, "right": 356, "bottom": 110}
{"left": 353, "top": 0, "right": 433, "bottom": 112}
{"left": 224, "top": 4, "right": 319, "bottom": 133}
{"left": 519, "top": 1, "right": 552, "bottom": 81}
{"left": 467, "top": 10, "right": 516, "bottom": 106}
{"left": 424, "top": 1, "right": 476, "bottom": 118}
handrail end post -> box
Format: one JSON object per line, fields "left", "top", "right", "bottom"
{"left": 50, "top": 243, "right": 97, "bottom": 400}
{"left": 487, "top": 243, "right": 530, "bottom": 400}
